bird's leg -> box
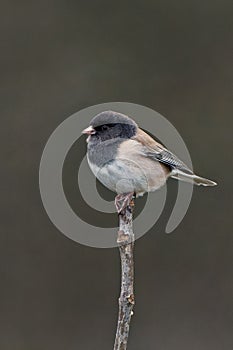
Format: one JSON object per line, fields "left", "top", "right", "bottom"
{"left": 115, "top": 192, "right": 135, "bottom": 214}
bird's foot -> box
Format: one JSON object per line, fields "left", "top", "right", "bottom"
{"left": 115, "top": 192, "right": 135, "bottom": 214}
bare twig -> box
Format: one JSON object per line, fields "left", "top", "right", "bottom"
{"left": 114, "top": 199, "right": 135, "bottom": 350}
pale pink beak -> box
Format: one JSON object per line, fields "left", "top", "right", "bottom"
{"left": 82, "top": 125, "right": 96, "bottom": 135}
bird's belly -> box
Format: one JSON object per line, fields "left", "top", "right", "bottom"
{"left": 88, "top": 157, "right": 168, "bottom": 195}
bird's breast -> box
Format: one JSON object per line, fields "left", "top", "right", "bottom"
{"left": 87, "top": 138, "right": 169, "bottom": 195}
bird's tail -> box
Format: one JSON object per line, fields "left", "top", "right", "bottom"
{"left": 171, "top": 170, "right": 217, "bottom": 186}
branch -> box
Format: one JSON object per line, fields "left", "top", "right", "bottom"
{"left": 114, "top": 198, "right": 135, "bottom": 350}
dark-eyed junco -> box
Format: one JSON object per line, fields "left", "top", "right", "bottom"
{"left": 82, "top": 111, "right": 217, "bottom": 212}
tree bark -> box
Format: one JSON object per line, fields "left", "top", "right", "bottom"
{"left": 113, "top": 199, "right": 135, "bottom": 350}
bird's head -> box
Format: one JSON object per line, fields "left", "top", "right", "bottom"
{"left": 82, "top": 111, "right": 138, "bottom": 144}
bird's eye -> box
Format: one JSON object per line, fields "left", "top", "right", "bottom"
{"left": 102, "top": 125, "right": 109, "bottom": 131}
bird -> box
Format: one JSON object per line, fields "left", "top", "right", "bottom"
{"left": 82, "top": 111, "right": 217, "bottom": 213}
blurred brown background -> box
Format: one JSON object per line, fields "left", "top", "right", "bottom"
{"left": 1, "top": 1, "right": 233, "bottom": 349}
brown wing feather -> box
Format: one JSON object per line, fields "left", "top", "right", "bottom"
{"left": 132, "top": 128, "right": 164, "bottom": 150}
{"left": 132, "top": 128, "right": 193, "bottom": 175}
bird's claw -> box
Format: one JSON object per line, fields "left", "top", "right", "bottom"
{"left": 115, "top": 192, "right": 135, "bottom": 214}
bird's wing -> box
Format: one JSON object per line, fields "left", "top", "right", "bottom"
{"left": 132, "top": 128, "right": 193, "bottom": 175}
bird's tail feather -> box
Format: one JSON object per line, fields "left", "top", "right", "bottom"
{"left": 171, "top": 170, "right": 217, "bottom": 186}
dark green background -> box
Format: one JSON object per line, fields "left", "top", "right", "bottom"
{"left": 1, "top": 1, "right": 232, "bottom": 349}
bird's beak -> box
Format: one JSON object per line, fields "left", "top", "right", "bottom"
{"left": 82, "top": 126, "right": 96, "bottom": 135}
